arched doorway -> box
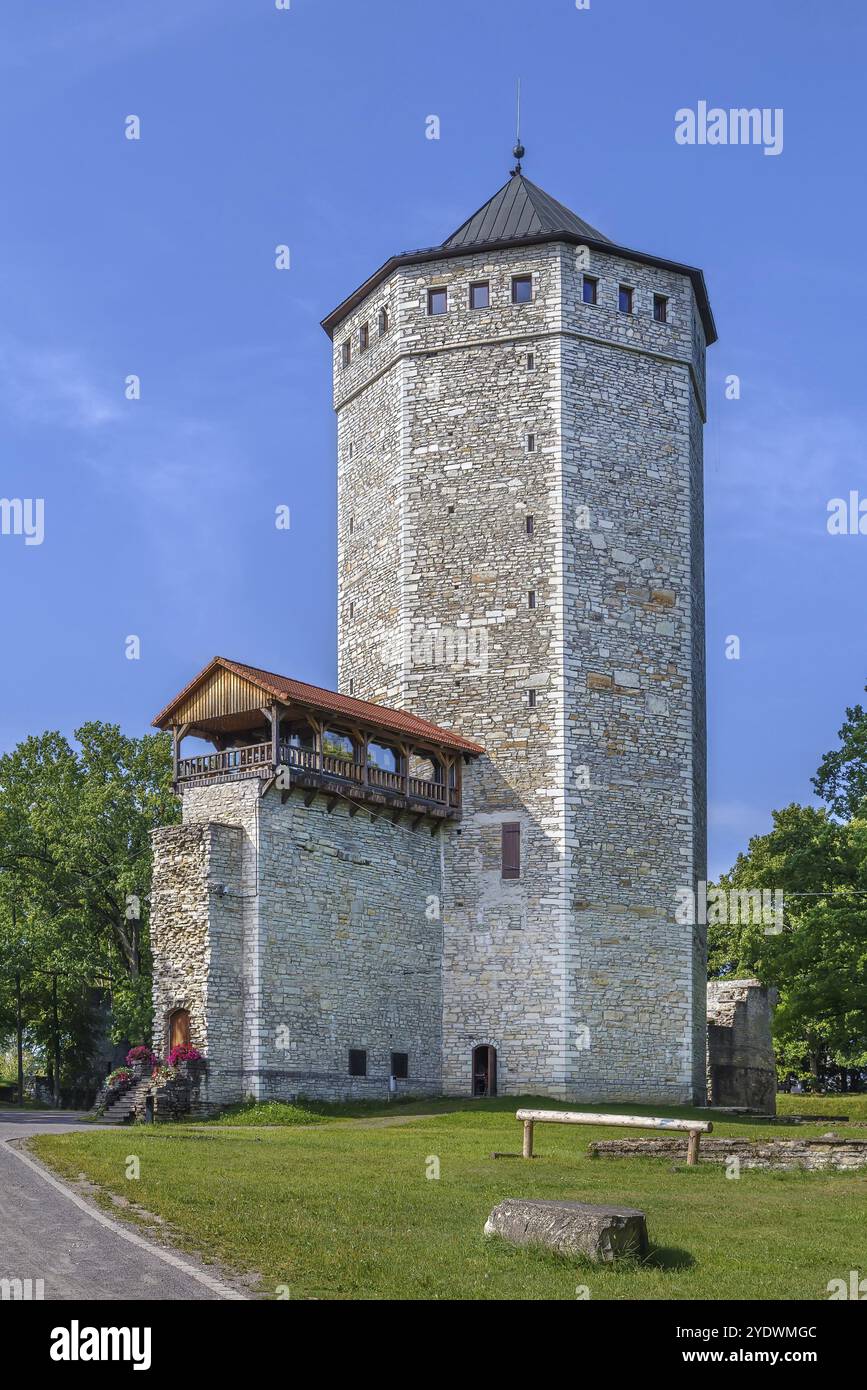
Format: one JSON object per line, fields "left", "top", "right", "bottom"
{"left": 168, "top": 1008, "right": 191, "bottom": 1051}
{"left": 472, "top": 1045, "right": 497, "bottom": 1097}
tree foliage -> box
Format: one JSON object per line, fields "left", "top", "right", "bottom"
{"left": 713, "top": 696, "right": 867, "bottom": 1083}
{"left": 0, "top": 724, "right": 178, "bottom": 1074}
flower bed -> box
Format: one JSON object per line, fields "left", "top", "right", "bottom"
{"left": 105, "top": 1066, "right": 133, "bottom": 1091}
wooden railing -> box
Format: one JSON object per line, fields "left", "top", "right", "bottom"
{"left": 409, "top": 775, "right": 446, "bottom": 803}
{"left": 177, "top": 740, "right": 458, "bottom": 811}
{"left": 368, "top": 765, "right": 403, "bottom": 793}
{"left": 177, "top": 744, "right": 272, "bottom": 780}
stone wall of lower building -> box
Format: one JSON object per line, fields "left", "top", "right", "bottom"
{"left": 150, "top": 818, "right": 247, "bottom": 1110}
{"left": 252, "top": 785, "right": 444, "bottom": 1100}
{"left": 152, "top": 774, "right": 444, "bottom": 1105}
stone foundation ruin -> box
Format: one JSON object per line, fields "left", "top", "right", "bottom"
{"left": 706, "top": 978, "right": 777, "bottom": 1114}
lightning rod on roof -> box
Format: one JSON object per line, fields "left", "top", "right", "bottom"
{"left": 511, "top": 78, "right": 525, "bottom": 176}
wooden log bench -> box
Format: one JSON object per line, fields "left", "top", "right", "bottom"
{"left": 515, "top": 1108, "right": 713, "bottom": 1166}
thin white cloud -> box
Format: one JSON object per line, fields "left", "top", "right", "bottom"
{"left": 0, "top": 2, "right": 221, "bottom": 79}
{"left": 708, "top": 392, "right": 866, "bottom": 543}
{"left": 0, "top": 341, "right": 122, "bottom": 430}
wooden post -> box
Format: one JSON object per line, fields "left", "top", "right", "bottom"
{"left": 522, "top": 1119, "right": 534, "bottom": 1158}
{"left": 400, "top": 742, "right": 411, "bottom": 798}
{"left": 687, "top": 1129, "right": 700, "bottom": 1166}
{"left": 270, "top": 703, "right": 280, "bottom": 770}
{"left": 172, "top": 723, "right": 191, "bottom": 783}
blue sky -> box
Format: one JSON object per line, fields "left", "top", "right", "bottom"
{"left": 0, "top": 0, "right": 864, "bottom": 878}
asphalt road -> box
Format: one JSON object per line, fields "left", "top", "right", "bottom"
{"left": 0, "top": 1111, "right": 243, "bottom": 1300}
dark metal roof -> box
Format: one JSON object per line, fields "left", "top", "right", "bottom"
{"left": 443, "top": 175, "right": 611, "bottom": 249}
{"left": 321, "top": 172, "right": 717, "bottom": 346}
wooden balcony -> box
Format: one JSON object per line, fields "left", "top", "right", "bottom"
{"left": 159, "top": 657, "right": 483, "bottom": 826}
{"left": 177, "top": 741, "right": 460, "bottom": 822}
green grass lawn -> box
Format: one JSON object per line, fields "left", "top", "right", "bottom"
{"left": 31, "top": 1094, "right": 867, "bottom": 1301}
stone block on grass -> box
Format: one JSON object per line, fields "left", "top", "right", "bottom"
{"left": 484, "top": 1198, "right": 648, "bottom": 1262}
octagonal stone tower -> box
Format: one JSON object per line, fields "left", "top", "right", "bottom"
{"left": 323, "top": 169, "right": 716, "bottom": 1104}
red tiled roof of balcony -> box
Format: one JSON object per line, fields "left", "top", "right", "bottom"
{"left": 152, "top": 656, "right": 485, "bottom": 756}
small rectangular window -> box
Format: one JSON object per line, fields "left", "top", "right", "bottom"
{"left": 428, "top": 287, "right": 448, "bottom": 315}
{"left": 526, "top": 515, "right": 534, "bottom": 536}
{"left": 526, "top": 433, "right": 535, "bottom": 453}
{"left": 527, "top": 688, "right": 537, "bottom": 708}
{"left": 390, "top": 1051, "right": 409, "bottom": 1080}
{"left": 528, "top": 590, "right": 537, "bottom": 609}
{"left": 349, "top": 516, "right": 354, "bottom": 534}
{"left": 349, "top": 1048, "right": 366, "bottom": 1076}
{"left": 526, "top": 352, "right": 535, "bottom": 370}
{"left": 512, "top": 274, "right": 533, "bottom": 304}
{"left": 378, "top": 306, "right": 389, "bottom": 334}
{"left": 348, "top": 442, "right": 354, "bottom": 458}
{"left": 469, "top": 281, "right": 489, "bottom": 309}
{"left": 341, "top": 341, "right": 351, "bottom": 368}
{"left": 349, "top": 678, "right": 354, "bottom": 695}
{"left": 653, "top": 294, "right": 668, "bottom": 323}
{"left": 359, "top": 322, "right": 369, "bottom": 351}
{"left": 501, "top": 822, "right": 520, "bottom": 880}
{"left": 582, "top": 275, "right": 598, "bottom": 305}
{"left": 349, "top": 601, "right": 354, "bottom": 618}
{"left": 618, "top": 285, "right": 633, "bottom": 315}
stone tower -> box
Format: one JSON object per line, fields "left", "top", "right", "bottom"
{"left": 323, "top": 168, "right": 716, "bottom": 1104}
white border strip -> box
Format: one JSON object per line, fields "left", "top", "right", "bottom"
{"left": 3, "top": 1140, "right": 246, "bottom": 1301}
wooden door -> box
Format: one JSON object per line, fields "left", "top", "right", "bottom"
{"left": 169, "top": 1009, "right": 190, "bottom": 1050}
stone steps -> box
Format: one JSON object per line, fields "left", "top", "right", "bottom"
{"left": 100, "top": 1079, "right": 152, "bottom": 1125}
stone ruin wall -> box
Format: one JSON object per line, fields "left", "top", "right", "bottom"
{"left": 706, "top": 977, "right": 777, "bottom": 1114}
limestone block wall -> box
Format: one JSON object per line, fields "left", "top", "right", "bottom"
{"left": 559, "top": 246, "right": 707, "bottom": 1102}
{"left": 333, "top": 236, "right": 709, "bottom": 1102}
{"left": 335, "top": 243, "right": 570, "bottom": 1098}
{"left": 707, "top": 978, "right": 777, "bottom": 1114}
{"left": 252, "top": 788, "right": 443, "bottom": 1100}
{"left": 150, "top": 819, "right": 246, "bottom": 1110}
{"left": 151, "top": 774, "right": 444, "bottom": 1104}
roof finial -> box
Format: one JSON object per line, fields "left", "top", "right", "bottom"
{"left": 510, "top": 77, "right": 525, "bottom": 176}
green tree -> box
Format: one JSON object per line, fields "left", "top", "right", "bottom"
{"left": 0, "top": 724, "right": 178, "bottom": 1083}
{"left": 712, "top": 711, "right": 867, "bottom": 1084}
{"left": 813, "top": 690, "right": 867, "bottom": 821}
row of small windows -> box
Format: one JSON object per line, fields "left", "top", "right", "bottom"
{"left": 582, "top": 275, "right": 668, "bottom": 322}
{"left": 428, "top": 274, "right": 533, "bottom": 317}
{"left": 349, "top": 1049, "right": 409, "bottom": 1078}
{"left": 341, "top": 277, "right": 669, "bottom": 366}
{"left": 423, "top": 275, "right": 667, "bottom": 321}
{"left": 341, "top": 306, "right": 390, "bottom": 367}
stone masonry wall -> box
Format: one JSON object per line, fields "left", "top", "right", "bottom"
{"left": 332, "top": 235, "right": 709, "bottom": 1102}
{"left": 559, "top": 245, "right": 707, "bottom": 1101}
{"left": 152, "top": 774, "right": 444, "bottom": 1105}
{"left": 150, "top": 819, "right": 246, "bottom": 1110}
{"left": 707, "top": 978, "right": 777, "bottom": 1114}
{"left": 253, "top": 786, "right": 443, "bottom": 1100}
